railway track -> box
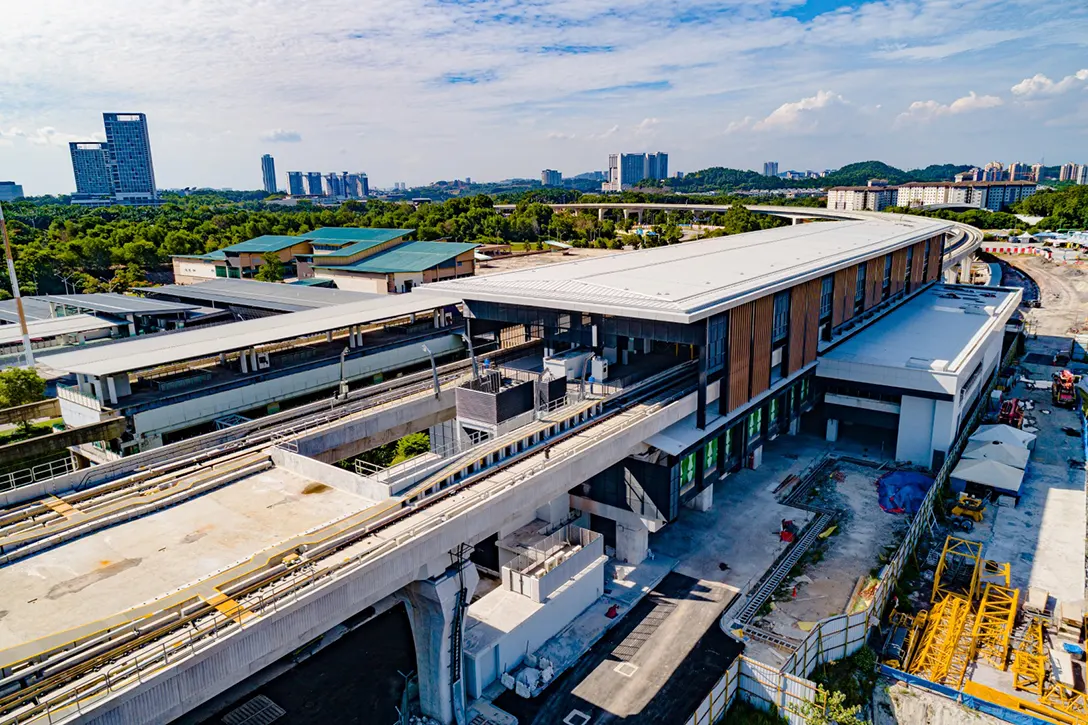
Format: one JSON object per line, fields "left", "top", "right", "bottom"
{"left": 0, "top": 359, "right": 697, "bottom": 724}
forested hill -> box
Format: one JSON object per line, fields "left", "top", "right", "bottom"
{"left": 668, "top": 160, "right": 975, "bottom": 192}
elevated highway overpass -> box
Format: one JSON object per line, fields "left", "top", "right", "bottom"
{"left": 492, "top": 202, "right": 983, "bottom": 279}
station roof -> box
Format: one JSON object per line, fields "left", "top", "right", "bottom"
{"left": 217, "top": 235, "right": 309, "bottom": 254}
{"left": 38, "top": 291, "right": 460, "bottom": 377}
{"left": 428, "top": 218, "right": 951, "bottom": 323}
{"left": 0, "top": 293, "right": 196, "bottom": 323}
{"left": 142, "top": 279, "right": 382, "bottom": 312}
{"left": 317, "top": 241, "right": 478, "bottom": 274}
{"left": 0, "top": 314, "right": 118, "bottom": 345}
{"left": 819, "top": 285, "right": 1021, "bottom": 376}
{"left": 301, "top": 227, "right": 413, "bottom": 243}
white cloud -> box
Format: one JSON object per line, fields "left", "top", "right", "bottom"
{"left": 547, "top": 131, "right": 576, "bottom": 140}
{"left": 260, "top": 129, "right": 302, "bottom": 143}
{"left": 634, "top": 117, "right": 660, "bottom": 135}
{"left": 896, "top": 91, "right": 1003, "bottom": 123}
{"left": 1011, "top": 69, "right": 1088, "bottom": 97}
{"left": 752, "top": 90, "right": 846, "bottom": 132}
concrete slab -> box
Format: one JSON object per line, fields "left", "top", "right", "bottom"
{"left": 0, "top": 466, "right": 376, "bottom": 651}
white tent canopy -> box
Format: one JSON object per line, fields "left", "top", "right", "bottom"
{"left": 962, "top": 440, "right": 1031, "bottom": 470}
{"left": 969, "top": 423, "right": 1037, "bottom": 451}
{"left": 951, "top": 458, "right": 1026, "bottom": 496}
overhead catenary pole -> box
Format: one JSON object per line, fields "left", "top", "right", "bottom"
{"left": 0, "top": 201, "right": 34, "bottom": 368}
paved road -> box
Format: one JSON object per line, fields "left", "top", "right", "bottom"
{"left": 495, "top": 572, "right": 742, "bottom": 724}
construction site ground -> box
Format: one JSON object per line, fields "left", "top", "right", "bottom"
{"left": 875, "top": 255, "right": 1088, "bottom": 721}
{"left": 745, "top": 460, "right": 909, "bottom": 665}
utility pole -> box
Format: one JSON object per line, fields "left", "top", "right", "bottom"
{"left": 0, "top": 202, "right": 34, "bottom": 368}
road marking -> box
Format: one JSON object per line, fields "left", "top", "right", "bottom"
{"left": 564, "top": 709, "right": 591, "bottom": 725}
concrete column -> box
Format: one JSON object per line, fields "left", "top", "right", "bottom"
{"left": 349, "top": 326, "right": 358, "bottom": 349}
{"left": 789, "top": 415, "right": 801, "bottom": 436}
{"left": 616, "top": 520, "right": 649, "bottom": 565}
{"left": 598, "top": 208, "right": 604, "bottom": 221}
{"left": 399, "top": 562, "right": 480, "bottom": 725}
{"left": 105, "top": 376, "right": 118, "bottom": 405}
{"left": 410, "top": 313, "right": 417, "bottom": 324}
{"left": 959, "top": 257, "right": 972, "bottom": 283}
{"left": 623, "top": 209, "right": 630, "bottom": 220}
{"left": 535, "top": 494, "right": 570, "bottom": 526}
{"left": 126, "top": 313, "right": 136, "bottom": 336}
{"left": 826, "top": 418, "right": 839, "bottom": 442}
{"left": 92, "top": 377, "right": 104, "bottom": 404}
{"left": 791, "top": 217, "right": 799, "bottom": 226}
{"left": 240, "top": 351, "right": 249, "bottom": 374}
{"left": 218, "top": 353, "right": 226, "bottom": 365}
{"left": 686, "top": 484, "right": 713, "bottom": 512}
{"left": 250, "top": 349, "right": 259, "bottom": 370}
{"left": 326, "top": 331, "right": 333, "bottom": 343}
{"left": 748, "top": 445, "right": 763, "bottom": 470}
{"left": 636, "top": 210, "right": 643, "bottom": 225}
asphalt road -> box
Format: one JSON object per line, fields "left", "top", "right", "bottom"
{"left": 495, "top": 572, "right": 742, "bottom": 725}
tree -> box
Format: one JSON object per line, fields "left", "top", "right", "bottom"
{"left": 0, "top": 368, "right": 47, "bottom": 433}
{"left": 255, "top": 252, "right": 285, "bottom": 282}
{"left": 394, "top": 432, "right": 430, "bottom": 463}
{"left": 789, "top": 686, "right": 869, "bottom": 725}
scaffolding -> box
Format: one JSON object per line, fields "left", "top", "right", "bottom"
{"left": 908, "top": 595, "right": 971, "bottom": 683}
{"left": 972, "top": 583, "right": 1020, "bottom": 669}
{"left": 1012, "top": 618, "right": 1048, "bottom": 696}
{"left": 931, "top": 535, "right": 984, "bottom": 604}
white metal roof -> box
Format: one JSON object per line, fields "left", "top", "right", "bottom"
{"left": 819, "top": 285, "right": 1021, "bottom": 375}
{"left": 0, "top": 315, "right": 118, "bottom": 345}
{"left": 142, "top": 279, "right": 381, "bottom": 312}
{"left": 37, "top": 292, "right": 460, "bottom": 377}
{"left": 426, "top": 217, "right": 951, "bottom": 323}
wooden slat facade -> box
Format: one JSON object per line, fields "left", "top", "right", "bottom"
{"left": 727, "top": 301, "right": 752, "bottom": 412}
{"left": 865, "top": 257, "right": 883, "bottom": 309}
{"left": 801, "top": 279, "right": 820, "bottom": 367}
{"left": 749, "top": 295, "right": 773, "bottom": 397}
{"left": 926, "top": 236, "right": 942, "bottom": 282}
{"left": 831, "top": 266, "right": 854, "bottom": 327}
{"left": 910, "top": 241, "right": 926, "bottom": 287}
{"left": 890, "top": 249, "right": 907, "bottom": 296}
{"left": 787, "top": 283, "right": 809, "bottom": 375}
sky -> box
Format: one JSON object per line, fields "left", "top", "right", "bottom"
{"left": 1, "top": 0, "right": 1087, "bottom": 194}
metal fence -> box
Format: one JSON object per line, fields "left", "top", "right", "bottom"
{"left": 685, "top": 340, "right": 1021, "bottom": 722}
{"left": 0, "top": 457, "right": 75, "bottom": 493}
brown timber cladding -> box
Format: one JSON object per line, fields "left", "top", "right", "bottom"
{"left": 787, "top": 279, "right": 820, "bottom": 374}
{"left": 864, "top": 256, "right": 883, "bottom": 309}
{"left": 926, "top": 235, "right": 942, "bottom": 281}
{"left": 831, "top": 265, "right": 858, "bottom": 327}
{"left": 727, "top": 301, "right": 753, "bottom": 412}
{"left": 910, "top": 241, "right": 926, "bottom": 287}
{"left": 750, "top": 295, "right": 773, "bottom": 397}
{"left": 890, "top": 249, "right": 907, "bottom": 296}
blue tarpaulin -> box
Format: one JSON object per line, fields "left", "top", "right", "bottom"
{"left": 877, "top": 471, "right": 935, "bottom": 515}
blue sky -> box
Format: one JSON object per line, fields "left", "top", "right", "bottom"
{"left": 1, "top": 0, "right": 1086, "bottom": 194}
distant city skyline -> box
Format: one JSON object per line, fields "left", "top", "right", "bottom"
{"left": 2, "top": 0, "right": 1086, "bottom": 194}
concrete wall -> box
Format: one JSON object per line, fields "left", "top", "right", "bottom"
{"left": 293, "top": 387, "right": 457, "bottom": 464}
{"left": 896, "top": 396, "right": 935, "bottom": 466}
{"left": 130, "top": 334, "right": 463, "bottom": 438}
{"left": 465, "top": 555, "right": 606, "bottom": 698}
{"left": 269, "top": 447, "right": 392, "bottom": 501}
{"left": 314, "top": 269, "right": 389, "bottom": 294}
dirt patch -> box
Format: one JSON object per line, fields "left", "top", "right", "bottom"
{"left": 874, "top": 680, "right": 1005, "bottom": 725}
{"left": 46, "top": 558, "right": 142, "bottom": 600}
{"left": 302, "top": 483, "right": 331, "bottom": 495}
{"left": 181, "top": 525, "right": 215, "bottom": 544}
{"left": 754, "top": 462, "right": 908, "bottom": 638}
